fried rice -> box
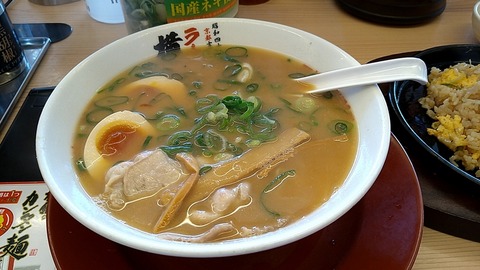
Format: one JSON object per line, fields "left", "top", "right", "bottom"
{"left": 419, "top": 62, "right": 480, "bottom": 177}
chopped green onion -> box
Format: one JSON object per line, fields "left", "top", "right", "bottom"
{"left": 194, "top": 133, "right": 207, "bottom": 147}
{"left": 128, "top": 65, "right": 141, "bottom": 76}
{"left": 142, "top": 135, "right": 153, "bottom": 149}
{"left": 76, "top": 158, "right": 87, "bottom": 171}
{"left": 86, "top": 107, "right": 113, "bottom": 124}
{"left": 246, "top": 96, "right": 262, "bottom": 113}
{"left": 293, "top": 96, "right": 318, "bottom": 114}
{"left": 279, "top": 97, "right": 302, "bottom": 113}
{"left": 245, "top": 139, "right": 261, "bottom": 147}
{"left": 140, "top": 71, "right": 170, "bottom": 78}
{"left": 196, "top": 95, "right": 221, "bottom": 113}
{"left": 97, "top": 78, "right": 125, "bottom": 93}
{"left": 167, "top": 131, "right": 192, "bottom": 145}
{"left": 213, "top": 80, "right": 232, "bottom": 91}
{"left": 239, "top": 102, "right": 255, "bottom": 120}
{"left": 214, "top": 152, "right": 234, "bottom": 162}
{"left": 227, "top": 143, "right": 243, "bottom": 155}
{"left": 249, "top": 130, "right": 277, "bottom": 142}
{"left": 219, "top": 53, "right": 240, "bottom": 63}
{"left": 142, "top": 111, "right": 163, "bottom": 121}
{"left": 175, "top": 107, "right": 187, "bottom": 117}
{"left": 156, "top": 114, "right": 180, "bottom": 131}
{"left": 222, "top": 96, "right": 255, "bottom": 117}
{"left": 128, "top": 62, "right": 161, "bottom": 78}
{"left": 149, "top": 92, "right": 171, "bottom": 105}
{"left": 328, "top": 120, "right": 354, "bottom": 134}
{"left": 202, "top": 149, "right": 213, "bottom": 157}
{"left": 203, "top": 129, "right": 227, "bottom": 153}
{"left": 288, "top": 72, "right": 308, "bottom": 79}
{"left": 159, "top": 143, "right": 192, "bottom": 158}
{"left": 160, "top": 52, "right": 177, "bottom": 61}
{"left": 94, "top": 96, "right": 129, "bottom": 108}
{"left": 334, "top": 122, "right": 349, "bottom": 134}
{"left": 192, "top": 81, "right": 203, "bottom": 89}
{"left": 199, "top": 166, "right": 213, "bottom": 175}
{"left": 246, "top": 83, "right": 259, "bottom": 93}
{"left": 170, "top": 73, "right": 183, "bottom": 81}
{"left": 225, "top": 46, "right": 248, "bottom": 57}
{"left": 140, "top": 62, "right": 156, "bottom": 70}
{"left": 191, "top": 94, "right": 282, "bottom": 153}
{"left": 252, "top": 114, "right": 277, "bottom": 128}
{"left": 222, "top": 95, "right": 242, "bottom": 108}
{"left": 261, "top": 170, "right": 296, "bottom": 217}
{"left": 223, "top": 64, "right": 243, "bottom": 77}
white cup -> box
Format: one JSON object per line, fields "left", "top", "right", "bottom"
{"left": 84, "top": 0, "right": 125, "bottom": 24}
{"left": 473, "top": 1, "right": 480, "bottom": 42}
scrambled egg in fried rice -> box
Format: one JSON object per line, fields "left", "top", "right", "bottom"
{"left": 419, "top": 63, "right": 480, "bottom": 177}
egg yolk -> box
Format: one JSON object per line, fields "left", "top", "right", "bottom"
{"left": 432, "top": 68, "right": 479, "bottom": 88}
{"left": 97, "top": 124, "right": 139, "bottom": 158}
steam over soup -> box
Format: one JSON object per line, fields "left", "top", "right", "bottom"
{"left": 73, "top": 45, "right": 357, "bottom": 242}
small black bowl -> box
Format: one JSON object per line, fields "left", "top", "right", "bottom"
{"left": 389, "top": 44, "right": 480, "bottom": 186}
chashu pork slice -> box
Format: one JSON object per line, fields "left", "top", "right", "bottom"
{"left": 123, "top": 149, "right": 184, "bottom": 198}
{"left": 103, "top": 149, "right": 200, "bottom": 232}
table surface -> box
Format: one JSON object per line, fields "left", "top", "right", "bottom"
{"left": 2, "top": 0, "right": 480, "bottom": 269}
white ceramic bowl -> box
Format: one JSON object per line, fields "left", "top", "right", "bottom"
{"left": 473, "top": 1, "right": 480, "bottom": 42}
{"left": 36, "top": 18, "right": 390, "bottom": 258}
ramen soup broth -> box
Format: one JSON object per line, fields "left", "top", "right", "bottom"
{"left": 72, "top": 45, "right": 358, "bottom": 242}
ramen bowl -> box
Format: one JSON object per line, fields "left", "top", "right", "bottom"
{"left": 36, "top": 18, "right": 390, "bottom": 258}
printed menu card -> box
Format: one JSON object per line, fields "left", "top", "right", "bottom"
{"left": 0, "top": 182, "right": 55, "bottom": 270}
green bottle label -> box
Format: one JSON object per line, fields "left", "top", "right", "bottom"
{"left": 165, "top": 0, "right": 237, "bottom": 22}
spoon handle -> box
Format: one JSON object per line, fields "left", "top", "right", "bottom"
{"left": 296, "top": 57, "right": 428, "bottom": 94}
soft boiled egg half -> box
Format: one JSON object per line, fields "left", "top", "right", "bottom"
{"left": 83, "top": 110, "right": 157, "bottom": 181}
{"left": 83, "top": 76, "right": 188, "bottom": 181}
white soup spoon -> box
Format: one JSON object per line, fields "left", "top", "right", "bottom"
{"left": 295, "top": 57, "right": 428, "bottom": 94}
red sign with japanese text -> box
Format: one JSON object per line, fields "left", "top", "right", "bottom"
{"left": 0, "top": 190, "right": 22, "bottom": 204}
{"left": 0, "top": 183, "right": 54, "bottom": 269}
{"left": 0, "top": 208, "right": 13, "bottom": 237}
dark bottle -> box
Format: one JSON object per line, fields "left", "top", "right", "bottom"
{"left": 0, "top": 2, "right": 26, "bottom": 85}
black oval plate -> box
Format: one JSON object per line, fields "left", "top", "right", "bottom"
{"left": 389, "top": 44, "right": 480, "bottom": 186}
